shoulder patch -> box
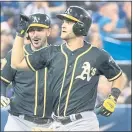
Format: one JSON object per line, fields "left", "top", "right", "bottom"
{"left": 1, "top": 58, "right": 7, "bottom": 70}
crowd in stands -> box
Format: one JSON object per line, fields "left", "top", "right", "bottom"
{"left": 1, "top": 1, "right": 131, "bottom": 104}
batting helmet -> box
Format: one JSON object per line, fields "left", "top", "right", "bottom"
{"left": 57, "top": 6, "right": 92, "bottom": 36}
{"left": 27, "top": 13, "right": 51, "bottom": 31}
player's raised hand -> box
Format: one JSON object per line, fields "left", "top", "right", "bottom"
{"left": 1, "top": 96, "right": 10, "bottom": 108}
{"left": 94, "top": 94, "right": 117, "bottom": 117}
{"left": 16, "top": 14, "right": 30, "bottom": 37}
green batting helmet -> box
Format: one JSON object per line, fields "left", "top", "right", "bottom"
{"left": 57, "top": 6, "right": 92, "bottom": 36}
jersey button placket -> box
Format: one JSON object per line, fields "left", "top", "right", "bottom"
{"left": 68, "top": 53, "right": 74, "bottom": 68}
{"left": 70, "top": 53, "right": 74, "bottom": 68}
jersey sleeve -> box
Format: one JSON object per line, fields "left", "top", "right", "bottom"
{"left": 98, "top": 50, "right": 122, "bottom": 82}
{"left": 1, "top": 52, "right": 17, "bottom": 84}
{"left": 1, "top": 80, "right": 9, "bottom": 96}
{"left": 25, "top": 46, "right": 54, "bottom": 71}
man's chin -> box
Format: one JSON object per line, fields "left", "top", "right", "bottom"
{"left": 61, "top": 35, "right": 67, "bottom": 40}
{"left": 32, "top": 43, "right": 42, "bottom": 49}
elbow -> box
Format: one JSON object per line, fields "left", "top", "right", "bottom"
{"left": 11, "top": 62, "right": 17, "bottom": 69}
{"left": 11, "top": 56, "right": 17, "bottom": 69}
{"left": 11, "top": 60, "right": 19, "bottom": 70}
{"left": 11, "top": 64, "right": 16, "bottom": 69}
{"left": 11, "top": 63, "right": 22, "bottom": 70}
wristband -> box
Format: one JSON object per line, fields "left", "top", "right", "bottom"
{"left": 111, "top": 88, "right": 121, "bottom": 99}
{"left": 16, "top": 32, "right": 25, "bottom": 38}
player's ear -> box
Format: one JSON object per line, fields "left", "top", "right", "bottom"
{"left": 25, "top": 33, "right": 30, "bottom": 40}
{"left": 47, "top": 28, "right": 51, "bottom": 37}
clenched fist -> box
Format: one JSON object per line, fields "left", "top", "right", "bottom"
{"left": 16, "top": 14, "right": 30, "bottom": 37}
{"left": 94, "top": 94, "right": 117, "bottom": 117}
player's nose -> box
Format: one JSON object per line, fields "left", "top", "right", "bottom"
{"left": 32, "top": 30, "right": 38, "bottom": 37}
{"left": 61, "top": 21, "right": 67, "bottom": 28}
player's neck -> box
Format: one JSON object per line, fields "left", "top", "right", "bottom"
{"left": 66, "top": 37, "right": 84, "bottom": 51}
{"left": 30, "top": 43, "right": 48, "bottom": 51}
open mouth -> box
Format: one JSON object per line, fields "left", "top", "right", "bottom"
{"left": 33, "top": 39, "right": 40, "bottom": 44}
{"left": 62, "top": 31, "right": 67, "bottom": 33}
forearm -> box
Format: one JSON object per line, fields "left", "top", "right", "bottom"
{"left": 11, "top": 35, "right": 25, "bottom": 69}
{"left": 11, "top": 14, "right": 30, "bottom": 70}
{"left": 111, "top": 73, "right": 125, "bottom": 99}
{"left": 112, "top": 73, "right": 125, "bottom": 91}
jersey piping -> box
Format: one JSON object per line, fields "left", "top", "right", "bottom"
{"left": 57, "top": 44, "right": 69, "bottom": 116}
{"left": 24, "top": 45, "right": 39, "bottom": 116}
{"left": 42, "top": 68, "right": 47, "bottom": 117}
{"left": 108, "top": 70, "right": 122, "bottom": 81}
{"left": 63, "top": 45, "right": 93, "bottom": 116}
{"left": 1, "top": 76, "right": 11, "bottom": 84}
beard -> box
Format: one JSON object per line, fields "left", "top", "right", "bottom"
{"left": 31, "top": 38, "right": 47, "bottom": 49}
{"left": 61, "top": 32, "right": 75, "bottom": 41}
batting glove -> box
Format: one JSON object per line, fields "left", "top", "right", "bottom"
{"left": 94, "top": 94, "right": 117, "bottom": 117}
{"left": 1, "top": 96, "right": 10, "bottom": 108}
{"left": 16, "top": 14, "right": 30, "bottom": 37}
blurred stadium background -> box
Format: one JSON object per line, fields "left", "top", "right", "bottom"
{"left": 1, "top": 1, "right": 132, "bottom": 131}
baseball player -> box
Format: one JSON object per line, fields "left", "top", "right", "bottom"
{"left": 11, "top": 6, "right": 125, "bottom": 131}
{"left": 1, "top": 13, "right": 53, "bottom": 131}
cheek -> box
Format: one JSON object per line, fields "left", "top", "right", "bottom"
{"left": 40, "top": 33, "right": 47, "bottom": 40}
{"left": 68, "top": 25, "right": 74, "bottom": 33}
{"left": 28, "top": 33, "right": 33, "bottom": 37}
{"left": 41, "top": 31, "right": 48, "bottom": 36}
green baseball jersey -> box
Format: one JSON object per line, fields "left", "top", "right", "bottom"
{"left": 26, "top": 41, "right": 122, "bottom": 116}
{"left": 1, "top": 44, "right": 53, "bottom": 118}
